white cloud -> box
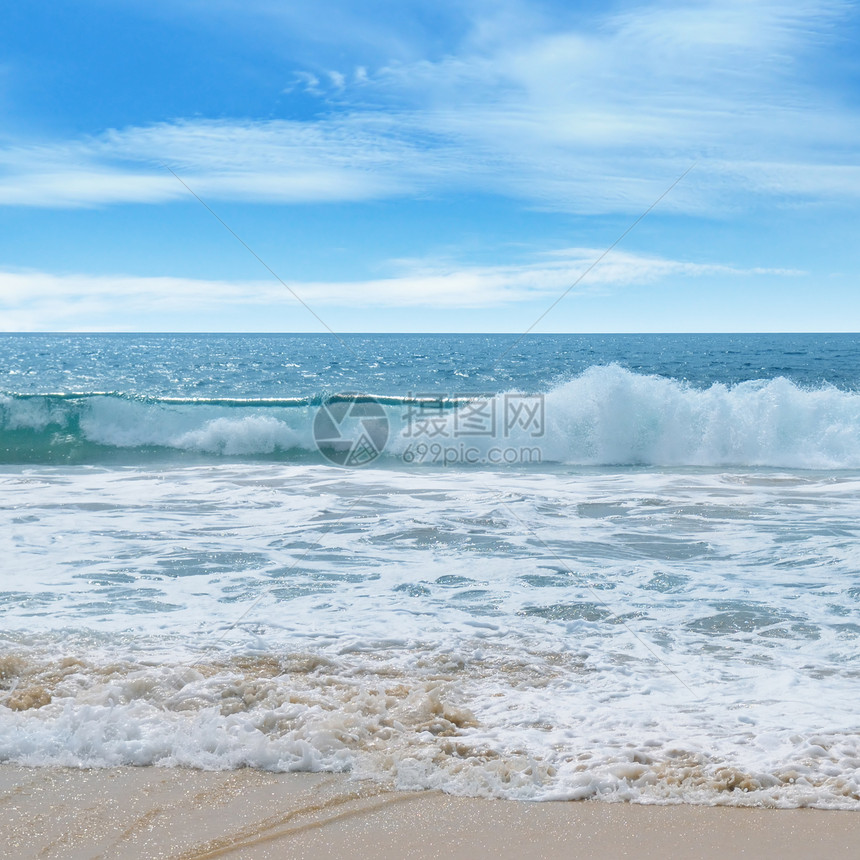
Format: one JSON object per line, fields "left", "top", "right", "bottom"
{"left": 0, "top": 252, "right": 802, "bottom": 330}
{"left": 0, "top": 1, "right": 857, "bottom": 211}
{"left": 284, "top": 71, "right": 321, "bottom": 95}
{"left": 0, "top": 117, "right": 454, "bottom": 207}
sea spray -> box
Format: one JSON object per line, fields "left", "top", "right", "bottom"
{"left": 4, "top": 366, "right": 860, "bottom": 467}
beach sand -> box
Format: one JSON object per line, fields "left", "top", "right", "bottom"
{"left": 0, "top": 765, "right": 856, "bottom": 859}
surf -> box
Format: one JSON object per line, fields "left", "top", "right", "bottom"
{"left": 2, "top": 365, "right": 860, "bottom": 468}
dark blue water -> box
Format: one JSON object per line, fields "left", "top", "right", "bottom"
{"left": 1, "top": 333, "right": 858, "bottom": 398}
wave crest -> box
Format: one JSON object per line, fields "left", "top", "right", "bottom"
{"left": 2, "top": 366, "right": 860, "bottom": 468}
{"left": 538, "top": 365, "right": 860, "bottom": 468}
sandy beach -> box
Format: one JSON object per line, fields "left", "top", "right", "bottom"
{"left": 0, "top": 765, "right": 856, "bottom": 860}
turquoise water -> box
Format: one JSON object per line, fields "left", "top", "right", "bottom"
{"left": 2, "top": 333, "right": 860, "bottom": 466}
{"left": 1, "top": 333, "right": 860, "bottom": 806}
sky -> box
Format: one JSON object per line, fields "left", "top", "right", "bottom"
{"left": 1, "top": 0, "right": 859, "bottom": 333}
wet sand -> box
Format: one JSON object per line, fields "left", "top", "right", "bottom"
{"left": 0, "top": 765, "right": 857, "bottom": 859}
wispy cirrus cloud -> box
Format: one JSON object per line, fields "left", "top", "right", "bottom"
{"left": 0, "top": 250, "right": 802, "bottom": 330}
{"left": 0, "top": 119, "right": 436, "bottom": 207}
{"left": 0, "top": 1, "right": 856, "bottom": 212}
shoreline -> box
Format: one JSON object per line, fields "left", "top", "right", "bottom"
{"left": 1, "top": 765, "right": 858, "bottom": 859}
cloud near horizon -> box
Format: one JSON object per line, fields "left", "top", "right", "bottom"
{"left": 0, "top": 251, "right": 803, "bottom": 331}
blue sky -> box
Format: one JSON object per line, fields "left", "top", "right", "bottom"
{"left": 1, "top": 0, "right": 859, "bottom": 332}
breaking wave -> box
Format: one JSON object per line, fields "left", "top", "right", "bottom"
{"left": 2, "top": 365, "right": 859, "bottom": 468}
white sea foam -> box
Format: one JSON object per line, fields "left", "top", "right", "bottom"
{"left": 2, "top": 463, "right": 860, "bottom": 806}
{"left": 2, "top": 643, "right": 859, "bottom": 806}
{"left": 542, "top": 365, "right": 860, "bottom": 468}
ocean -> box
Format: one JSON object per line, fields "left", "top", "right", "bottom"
{"left": 2, "top": 332, "right": 860, "bottom": 807}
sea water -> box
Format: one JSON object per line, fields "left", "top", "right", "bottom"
{"left": 2, "top": 333, "right": 860, "bottom": 806}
